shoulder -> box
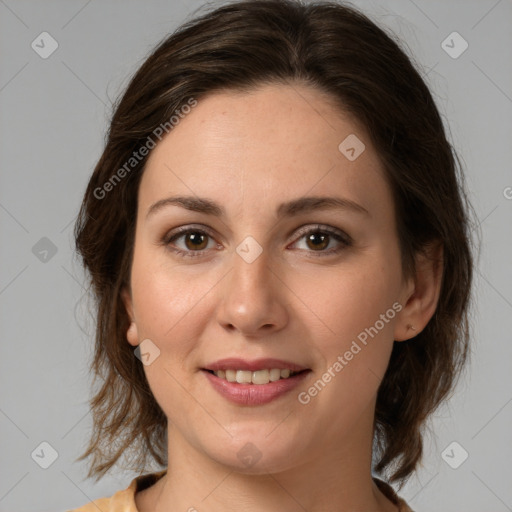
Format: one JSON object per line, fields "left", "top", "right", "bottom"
{"left": 67, "top": 470, "right": 167, "bottom": 512}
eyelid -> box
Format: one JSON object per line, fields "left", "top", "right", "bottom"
{"left": 291, "top": 223, "right": 352, "bottom": 244}
{"left": 164, "top": 223, "right": 350, "bottom": 242}
{"left": 162, "top": 224, "right": 219, "bottom": 249}
{"left": 162, "top": 223, "right": 352, "bottom": 258}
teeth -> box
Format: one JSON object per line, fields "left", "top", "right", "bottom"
{"left": 236, "top": 370, "right": 252, "bottom": 384}
{"left": 212, "top": 368, "right": 298, "bottom": 385}
{"left": 269, "top": 368, "right": 281, "bottom": 381}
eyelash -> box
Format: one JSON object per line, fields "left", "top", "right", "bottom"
{"left": 161, "top": 224, "right": 352, "bottom": 259}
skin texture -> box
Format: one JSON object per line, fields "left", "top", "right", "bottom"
{"left": 122, "top": 83, "right": 443, "bottom": 512}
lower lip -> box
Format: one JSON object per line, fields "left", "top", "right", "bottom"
{"left": 202, "top": 370, "right": 310, "bottom": 406}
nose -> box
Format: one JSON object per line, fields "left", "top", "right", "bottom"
{"left": 215, "top": 247, "right": 288, "bottom": 338}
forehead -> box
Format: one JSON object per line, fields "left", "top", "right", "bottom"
{"left": 139, "top": 83, "right": 391, "bottom": 218}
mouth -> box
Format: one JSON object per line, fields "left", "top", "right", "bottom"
{"left": 201, "top": 367, "right": 311, "bottom": 406}
{"left": 202, "top": 368, "right": 308, "bottom": 385}
{"left": 201, "top": 358, "right": 311, "bottom": 405}
{"left": 202, "top": 357, "right": 310, "bottom": 385}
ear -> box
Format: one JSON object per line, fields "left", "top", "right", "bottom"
{"left": 394, "top": 241, "right": 443, "bottom": 341}
{"left": 121, "top": 286, "right": 139, "bottom": 347}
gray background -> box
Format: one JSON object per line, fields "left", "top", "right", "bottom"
{"left": 1, "top": 0, "right": 511, "bottom": 511}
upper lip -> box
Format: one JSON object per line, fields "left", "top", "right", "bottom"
{"left": 203, "top": 358, "right": 309, "bottom": 372}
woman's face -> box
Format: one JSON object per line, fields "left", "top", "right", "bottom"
{"left": 123, "top": 83, "right": 414, "bottom": 473}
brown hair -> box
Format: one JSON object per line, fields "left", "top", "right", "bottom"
{"left": 74, "top": 0, "right": 476, "bottom": 485}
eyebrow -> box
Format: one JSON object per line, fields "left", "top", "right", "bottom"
{"left": 146, "top": 195, "right": 370, "bottom": 220}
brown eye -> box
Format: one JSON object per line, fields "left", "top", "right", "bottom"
{"left": 163, "top": 227, "right": 217, "bottom": 258}
{"left": 291, "top": 225, "right": 352, "bottom": 257}
{"left": 182, "top": 232, "right": 209, "bottom": 251}
{"left": 305, "top": 232, "right": 330, "bottom": 251}
{"left": 162, "top": 224, "right": 351, "bottom": 260}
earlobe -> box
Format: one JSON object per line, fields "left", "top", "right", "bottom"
{"left": 394, "top": 241, "right": 444, "bottom": 342}
{"left": 121, "top": 286, "right": 139, "bottom": 346}
{"left": 126, "top": 321, "right": 139, "bottom": 346}
{"left": 394, "top": 323, "right": 417, "bottom": 342}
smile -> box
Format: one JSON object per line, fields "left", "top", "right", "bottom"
{"left": 207, "top": 368, "right": 302, "bottom": 385}
{"left": 202, "top": 369, "right": 311, "bottom": 406}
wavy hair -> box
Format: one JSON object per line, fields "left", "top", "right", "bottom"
{"left": 74, "top": 0, "right": 476, "bottom": 485}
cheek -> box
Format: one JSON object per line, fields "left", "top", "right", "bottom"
{"left": 130, "top": 248, "right": 217, "bottom": 343}
{"left": 298, "top": 252, "right": 400, "bottom": 339}
{"left": 129, "top": 256, "right": 217, "bottom": 417}
{"left": 298, "top": 249, "right": 401, "bottom": 389}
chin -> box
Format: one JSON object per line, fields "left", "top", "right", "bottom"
{"left": 204, "top": 432, "right": 304, "bottom": 475}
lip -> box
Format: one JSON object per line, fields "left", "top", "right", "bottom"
{"left": 202, "top": 369, "right": 311, "bottom": 406}
{"left": 203, "top": 358, "right": 308, "bottom": 372}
